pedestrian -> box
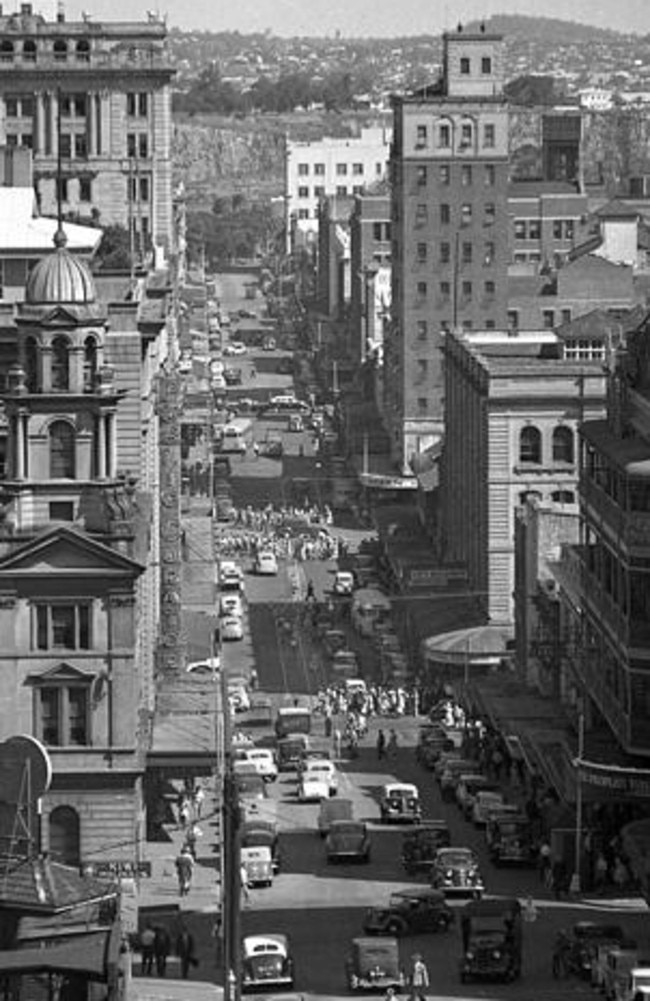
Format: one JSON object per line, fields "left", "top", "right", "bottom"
{"left": 324, "top": 707, "right": 333, "bottom": 738}
{"left": 175, "top": 847, "right": 194, "bottom": 896}
{"left": 387, "top": 729, "right": 398, "bottom": 757}
{"left": 522, "top": 895, "right": 538, "bottom": 923}
{"left": 240, "top": 863, "right": 250, "bottom": 905}
{"left": 153, "top": 925, "right": 171, "bottom": 977}
{"left": 333, "top": 727, "right": 342, "bottom": 760}
{"left": 252, "top": 440, "right": 259, "bottom": 459}
{"left": 306, "top": 579, "right": 315, "bottom": 601}
{"left": 192, "top": 784, "right": 205, "bottom": 820}
{"left": 140, "top": 922, "right": 156, "bottom": 976}
{"left": 594, "top": 852, "right": 609, "bottom": 894}
{"left": 178, "top": 796, "right": 191, "bottom": 830}
{"left": 377, "top": 729, "right": 386, "bottom": 760}
{"left": 176, "top": 924, "right": 197, "bottom": 979}
{"left": 184, "top": 822, "right": 201, "bottom": 859}
{"left": 538, "top": 840, "right": 552, "bottom": 888}
{"left": 409, "top": 953, "right": 429, "bottom": 1001}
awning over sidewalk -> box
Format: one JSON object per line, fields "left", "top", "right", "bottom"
{"left": 0, "top": 927, "right": 119, "bottom": 978}
{"left": 422, "top": 625, "right": 513, "bottom": 667}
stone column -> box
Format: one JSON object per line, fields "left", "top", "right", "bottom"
{"left": 86, "top": 89, "right": 93, "bottom": 156}
{"left": 49, "top": 90, "right": 58, "bottom": 158}
{"left": 16, "top": 412, "right": 25, "bottom": 479}
{"left": 97, "top": 413, "right": 106, "bottom": 479}
{"left": 108, "top": 411, "right": 117, "bottom": 478}
{"left": 41, "top": 344, "right": 52, "bottom": 393}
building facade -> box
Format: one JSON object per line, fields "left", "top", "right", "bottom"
{"left": 349, "top": 193, "right": 391, "bottom": 368}
{"left": 0, "top": 5, "right": 175, "bottom": 252}
{"left": 385, "top": 28, "right": 510, "bottom": 472}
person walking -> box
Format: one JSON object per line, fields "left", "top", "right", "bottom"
{"left": 377, "top": 729, "right": 386, "bottom": 761}
{"left": 176, "top": 925, "right": 197, "bottom": 979}
{"left": 175, "top": 846, "right": 194, "bottom": 896}
{"left": 409, "top": 953, "right": 430, "bottom": 1001}
{"left": 140, "top": 923, "right": 156, "bottom": 976}
{"left": 387, "top": 729, "right": 398, "bottom": 758}
{"left": 153, "top": 925, "right": 171, "bottom": 977}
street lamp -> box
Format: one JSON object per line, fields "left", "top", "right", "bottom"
{"left": 570, "top": 708, "right": 585, "bottom": 895}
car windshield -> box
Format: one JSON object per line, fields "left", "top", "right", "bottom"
{"left": 440, "top": 850, "right": 476, "bottom": 866}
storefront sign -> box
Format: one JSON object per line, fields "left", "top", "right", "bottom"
{"left": 576, "top": 758, "right": 650, "bottom": 798}
{"left": 83, "top": 860, "right": 152, "bottom": 879}
{"left": 407, "top": 567, "right": 469, "bottom": 589}
{"left": 359, "top": 473, "right": 418, "bottom": 490}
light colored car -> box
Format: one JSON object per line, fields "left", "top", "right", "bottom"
{"left": 228, "top": 679, "right": 251, "bottom": 713}
{"left": 255, "top": 550, "right": 278, "bottom": 575}
{"left": 185, "top": 656, "right": 220, "bottom": 676}
{"left": 240, "top": 845, "right": 274, "bottom": 887}
{"left": 298, "top": 771, "right": 330, "bottom": 802}
{"left": 222, "top": 615, "right": 244, "bottom": 641}
{"left": 334, "top": 570, "right": 355, "bottom": 595}
{"left": 242, "top": 748, "right": 278, "bottom": 783}
{"left": 178, "top": 357, "right": 192, "bottom": 374}
{"left": 212, "top": 374, "right": 227, "bottom": 390}
{"left": 472, "top": 790, "right": 506, "bottom": 826}
{"left": 241, "top": 935, "right": 294, "bottom": 992}
{"left": 224, "top": 341, "right": 247, "bottom": 356}
{"left": 211, "top": 359, "right": 225, "bottom": 375}
{"left": 220, "top": 593, "right": 244, "bottom": 618}
{"left": 303, "top": 758, "right": 338, "bottom": 796}
{"left": 219, "top": 561, "right": 245, "bottom": 592}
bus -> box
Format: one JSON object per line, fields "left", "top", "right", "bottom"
{"left": 274, "top": 705, "right": 312, "bottom": 739}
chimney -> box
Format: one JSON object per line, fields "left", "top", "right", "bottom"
{"left": 56, "top": 1, "right": 65, "bottom": 21}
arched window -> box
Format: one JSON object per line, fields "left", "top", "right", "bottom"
{"left": 51, "top": 335, "right": 70, "bottom": 391}
{"left": 83, "top": 336, "right": 97, "bottom": 391}
{"left": 53, "top": 39, "right": 67, "bottom": 61}
{"left": 50, "top": 420, "right": 75, "bottom": 478}
{"left": 0, "top": 39, "right": 15, "bottom": 61}
{"left": 25, "top": 336, "right": 38, "bottom": 393}
{"left": 76, "top": 39, "right": 90, "bottom": 61}
{"left": 22, "top": 39, "right": 37, "bottom": 61}
{"left": 519, "top": 425, "right": 542, "bottom": 464}
{"left": 49, "top": 806, "right": 80, "bottom": 866}
{"left": 552, "top": 425, "right": 574, "bottom": 464}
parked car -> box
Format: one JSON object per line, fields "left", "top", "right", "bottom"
{"left": 346, "top": 937, "right": 405, "bottom": 992}
{"left": 185, "top": 656, "right": 220, "bottom": 677}
{"left": 401, "top": 821, "right": 451, "bottom": 875}
{"left": 303, "top": 759, "right": 338, "bottom": 796}
{"left": 334, "top": 570, "right": 355, "bottom": 595}
{"left": 224, "top": 341, "right": 247, "bottom": 356}
{"left": 298, "top": 770, "right": 330, "bottom": 802}
{"left": 227, "top": 677, "right": 250, "bottom": 713}
{"left": 380, "top": 783, "right": 421, "bottom": 824}
{"left": 220, "top": 594, "right": 244, "bottom": 618}
{"left": 218, "top": 560, "right": 245, "bottom": 592}
{"left": 241, "top": 819, "right": 281, "bottom": 874}
{"left": 240, "top": 845, "right": 274, "bottom": 887}
{"left": 255, "top": 550, "right": 278, "bottom": 575}
{"left": 318, "top": 797, "right": 353, "bottom": 837}
{"left": 236, "top": 771, "right": 267, "bottom": 808}
{"left": 241, "top": 748, "right": 278, "bottom": 783}
{"left": 555, "top": 923, "right": 625, "bottom": 982}
{"left": 326, "top": 820, "right": 370, "bottom": 863}
{"left": 363, "top": 888, "right": 453, "bottom": 936}
{"left": 472, "top": 790, "right": 507, "bottom": 826}
{"left": 222, "top": 614, "right": 244, "bottom": 641}
{"left": 241, "top": 935, "right": 294, "bottom": 992}
{"left": 431, "top": 847, "right": 484, "bottom": 898}
{"left": 455, "top": 774, "right": 497, "bottom": 817}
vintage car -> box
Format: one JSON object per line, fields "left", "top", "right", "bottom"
{"left": 241, "top": 935, "right": 294, "bottom": 992}
{"left": 487, "top": 813, "right": 536, "bottom": 866}
{"left": 380, "top": 783, "right": 421, "bottom": 824}
{"left": 401, "top": 821, "right": 451, "bottom": 875}
{"left": 240, "top": 748, "right": 278, "bottom": 783}
{"left": 240, "top": 845, "right": 274, "bottom": 887}
{"left": 555, "top": 923, "right": 625, "bottom": 981}
{"left": 439, "top": 759, "right": 478, "bottom": 800}
{"left": 334, "top": 570, "right": 355, "bottom": 595}
{"left": 240, "top": 819, "right": 281, "bottom": 873}
{"left": 415, "top": 724, "right": 455, "bottom": 769}
{"left": 346, "top": 937, "right": 405, "bottom": 992}
{"left": 456, "top": 774, "right": 499, "bottom": 818}
{"left": 277, "top": 734, "right": 309, "bottom": 772}
{"left": 460, "top": 898, "right": 522, "bottom": 983}
{"left": 592, "top": 942, "right": 640, "bottom": 997}
{"left": 318, "top": 797, "right": 353, "bottom": 836}
{"left": 303, "top": 759, "right": 338, "bottom": 796}
{"left": 236, "top": 771, "right": 267, "bottom": 808}
{"left": 363, "top": 888, "right": 453, "bottom": 937}
{"left": 298, "top": 771, "right": 330, "bottom": 802}
{"left": 472, "top": 790, "right": 507, "bottom": 826}
{"left": 222, "top": 614, "right": 244, "bottom": 641}
{"left": 254, "top": 550, "right": 279, "bottom": 576}
{"left": 326, "top": 820, "right": 370, "bottom": 864}
{"left": 431, "top": 847, "right": 484, "bottom": 898}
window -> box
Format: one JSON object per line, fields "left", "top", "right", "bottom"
{"left": 336, "top": 185, "right": 347, "bottom": 196}
{"left": 462, "top": 242, "right": 472, "bottom": 264}
{"left": 561, "top": 308, "right": 572, "bottom": 324}
{"left": 417, "top": 243, "right": 427, "bottom": 263}
{"left": 298, "top": 186, "right": 309, "bottom": 198}
{"left": 416, "top": 125, "right": 427, "bottom": 147}
{"left": 353, "top": 162, "right": 364, "bottom": 175}
{"left": 417, "top": 397, "right": 428, "bottom": 412}
{"left": 49, "top": 502, "right": 74, "bottom": 521}
{"left": 416, "top": 165, "right": 427, "bottom": 186}
{"left": 438, "top": 124, "right": 450, "bottom": 148}
{"left": 5, "top": 134, "right": 17, "bottom": 147}
{"left": 51, "top": 337, "right": 70, "bottom": 391}
{"left": 127, "top": 133, "right": 136, "bottom": 157}
{"left": 460, "top": 123, "right": 473, "bottom": 147}
{"left": 565, "top": 220, "right": 574, "bottom": 240}
{"left": 49, "top": 806, "right": 81, "bottom": 864}
{"left": 336, "top": 163, "right": 347, "bottom": 176}
{"left": 462, "top": 320, "right": 473, "bottom": 332}
{"left": 485, "top": 202, "right": 496, "bottom": 224}
{"left": 25, "top": 337, "right": 38, "bottom": 393}
{"left": 514, "top": 220, "right": 527, "bottom": 240}
{"left": 139, "top": 177, "right": 149, "bottom": 202}
{"left": 314, "top": 185, "right": 324, "bottom": 197}
{"left": 297, "top": 209, "right": 309, "bottom": 220}
{"left": 83, "top": 336, "right": 97, "bottom": 391}
{"left": 485, "top": 319, "right": 496, "bottom": 329}
{"left": 440, "top": 242, "right": 450, "bottom": 264}
{"left": 552, "top": 490, "right": 575, "bottom": 504}
{"left": 542, "top": 309, "right": 555, "bottom": 329}
{"left": 460, "top": 57, "right": 470, "bottom": 74}
{"left": 461, "top": 280, "right": 472, "bottom": 300}
{"left": 529, "top": 219, "right": 541, "bottom": 240}
{"left": 553, "top": 220, "right": 563, "bottom": 239}
{"left": 415, "top": 204, "right": 428, "bottom": 227}
{"left": 76, "top": 39, "right": 90, "bottom": 62}
{"left": 352, "top": 185, "right": 364, "bottom": 195}
{"left": 53, "top": 39, "right": 67, "bottom": 61}
{"left": 59, "top": 134, "right": 71, "bottom": 159}
{"left": 139, "top": 134, "right": 148, "bottom": 158}
{"left": 439, "top": 281, "right": 450, "bottom": 299}
{"left": 482, "top": 56, "right": 492, "bottom": 74}
{"left": 484, "top": 164, "right": 495, "bottom": 186}
{"left": 21, "top": 133, "right": 32, "bottom": 148}
{"left": 484, "top": 280, "right": 495, "bottom": 296}
{"left": 483, "top": 124, "right": 495, "bottom": 148}
{"left": 49, "top": 421, "right": 75, "bottom": 478}
{"left": 417, "top": 321, "right": 427, "bottom": 340}
{"left": 439, "top": 164, "right": 450, "bottom": 185}
{"left": 461, "top": 203, "right": 472, "bottom": 225}
{"left": 5, "top": 96, "right": 18, "bottom": 116}
{"left": 417, "top": 359, "right": 428, "bottom": 379}
{"left": 314, "top": 163, "right": 325, "bottom": 176}
{"left": 507, "top": 309, "right": 519, "bottom": 330}
{"left": 461, "top": 164, "right": 472, "bottom": 186}
{"left": 74, "top": 134, "right": 87, "bottom": 159}
{"left": 552, "top": 426, "right": 574, "bottom": 464}
{"left": 23, "top": 40, "right": 36, "bottom": 61}
{"left": 440, "top": 204, "right": 450, "bottom": 224}
{"left": 0, "top": 39, "right": 14, "bottom": 61}
{"left": 416, "top": 281, "right": 427, "bottom": 298}
{"left": 35, "top": 604, "right": 90, "bottom": 651}
{"left": 519, "top": 426, "right": 542, "bottom": 464}
{"left": 38, "top": 687, "right": 89, "bottom": 747}
{"left": 484, "top": 241, "right": 495, "bottom": 265}
{"left": 298, "top": 163, "right": 309, "bottom": 176}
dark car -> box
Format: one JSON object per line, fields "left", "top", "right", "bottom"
{"left": 401, "top": 821, "right": 451, "bottom": 875}
{"left": 363, "top": 888, "right": 453, "bottom": 937}
{"left": 326, "top": 820, "right": 370, "bottom": 864}
{"left": 241, "top": 819, "right": 281, "bottom": 874}
{"left": 557, "top": 923, "right": 625, "bottom": 980}
{"left": 258, "top": 438, "right": 283, "bottom": 458}
{"left": 460, "top": 898, "right": 522, "bottom": 983}
{"left": 379, "top": 783, "right": 421, "bottom": 824}
{"left": 431, "top": 847, "right": 484, "bottom": 898}
{"left": 346, "top": 937, "right": 405, "bottom": 992}
{"left": 224, "top": 367, "right": 242, "bottom": 385}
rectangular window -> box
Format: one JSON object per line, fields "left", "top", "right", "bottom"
{"left": 74, "top": 133, "right": 87, "bottom": 159}
{"left": 485, "top": 202, "right": 496, "bottom": 224}
{"left": 484, "top": 165, "right": 495, "bottom": 186}
{"left": 21, "top": 133, "right": 33, "bottom": 148}
{"left": 336, "top": 185, "right": 347, "bottom": 196}
{"left": 514, "top": 220, "right": 527, "bottom": 240}
{"left": 462, "top": 320, "right": 473, "bottom": 332}
{"left": 314, "top": 163, "right": 325, "bottom": 176}
{"left": 461, "top": 123, "right": 473, "bottom": 147}
{"left": 298, "top": 186, "right": 309, "bottom": 198}
{"left": 438, "top": 124, "right": 450, "bottom": 148}
{"left": 59, "top": 134, "right": 72, "bottom": 159}
{"left": 460, "top": 57, "right": 470, "bottom": 74}
{"left": 440, "top": 204, "right": 450, "bottom": 224}
{"left": 49, "top": 501, "right": 74, "bottom": 521}
{"left": 352, "top": 162, "right": 364, "bottom": 175}
{"left": 74, "top": 94, "right": 87, "bottom": 117}
{"left": 482, "top": 56, "right": 492, "bottom": 74}
{"left": 440, "top": 242, "right": 450, "bottom": 264}
{"left": 484, "top": 280, "right": 495, "bottom": 296}
{"left": 507, "top": 309, "right": 519, "bottom": 330}
{"left": 297, "top": 208, "right": 309, "bottom": 219}
{"left": 462, "top": 280, "right": 473, "bottom": 300}
{"left": 352, "top": 185, "right": 364, "bottom": 195}
{"left": 68, "top": 688, "right": 89, "bottom": 745}
{"left": 314, "top": 185, "right": 325, "bottom": 196}
{"left": 417, "top": 397, "right": 428, "bottom": 412}
{"left": 439, "top": 164, "right": 450, "bottom": 185}
{"left": 416, "top": 124, "right": 427, "bottom": 147}
{"left": 417, "top": 281, "right": 427, "bottom": 298}
{"left": 138, "top": 92, "right": 148, "bottom": 117}
{"left": 485, "top": 319, "right": 496, "bottom": 330}
{"left": 139, "top": 134, "right": 148, "bottom": 158}
{"left": 483, "top": 124, "right": 495, "bottom": 148}
{"left": 139, "top": 177, "right": 150, "bottom": 202}
{"left": 440, "top": 281, "right": 451, "bottom": 299}
{"left": 5, "top": 134, "right": 18, "bottom": 147}
{"left": 336, "top": 163, "right": 347, "bottom": 175}
{"left": 38, "top": 686, "right": 89, "bottom": 747}
{"left": 417, "top": 320, "right": 427, "bottom": 340}
{"left": 5, "top": 96, "right": 18, "bottom": 117}
{"left": 417, "top": 359, "right": 428, "bottom": 378}
{"left": 529, "top": 219, "right": 541, "bottom": 240}
{"left": 565, "top": 220, "right": 574, "bottom": 240}
{"left": 127, "top": 133, "right": 136, "bottom": 157}
{"left": 127, "top": 92, "right": 136, "bottom": 116}
{"left": 34, "top": 604, "right": 91, "bottom": 651}
{"left": 298, "top": 163, "right": 309, "bottom": 176}
{"left": 414, "top": 204, "right": 428, "bottom": 227}
{"left": 416, "top": 165, "right": 428, "bottom": 186}
{"left": 461, "top": 164, "right": 472, "bottom": 186}
{"left": 417, "top": 243, "right": 427, "bottom": 263}
{"left": 375, "top": 162, "right": 382, "bottom": 175}
{"left": 561, "top": 308, "right": 572, "bottom": 324}
{"left": 40, "top": 688, "right": 60, "bottom": 746}
{"left": 553, "top": 220, "right": 563, "bottom": 239}
{"left": 461, "top": 203, "right": 472, "bottom": 225}
{"left": 484, "top": 241, "right": 495, "bottom": 265}
{"left": 462, "top": 242, "right": 472, "bottom": 264}
{"left": 543, "top": 309, "right": 555, "bottom": 329}
{"left": 22, "top": 96, "right": 34, "bottom": 117}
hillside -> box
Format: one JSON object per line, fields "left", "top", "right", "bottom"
{"left": 465, "top": 14, "right": 623, "bottom": 43}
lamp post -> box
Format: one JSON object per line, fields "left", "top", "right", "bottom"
{"left": 570, "top": 709, "right": 585, "bottom": 895}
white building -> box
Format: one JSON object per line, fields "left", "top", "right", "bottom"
{"left": 285, "top": 127, "right": 391, "bottom": 252}
{"left": 577, "top": 87, "right": 614, "bottom": 111}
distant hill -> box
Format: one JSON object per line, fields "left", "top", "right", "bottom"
{"left": 464, "top": 14, "right": 623, "bottom": 43}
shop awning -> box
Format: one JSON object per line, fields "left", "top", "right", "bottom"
{"left": 0, "top": 926, "right": 118, "bottom": 978}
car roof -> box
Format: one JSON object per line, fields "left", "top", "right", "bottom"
{"left": 243, "top": 934, "right": 288, "bottom": 955}
{"left": 463, "top": 898, "right": 521, "bottom": 917}
{"left": 392, "top": 887, "right": 446, "bottom": 902}
{"left": 385, "top": 783, "right": 418, "bottom": 795}
{"left": 353, "top": 937, "right": 398, "bottom": 950}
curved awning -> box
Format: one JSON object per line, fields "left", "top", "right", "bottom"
{"left": 421, "top": 625, "right": 514, "bottom": 667}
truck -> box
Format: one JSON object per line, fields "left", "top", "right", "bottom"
{"left": 460, "top": 898, "right": 522, "bottom": 983}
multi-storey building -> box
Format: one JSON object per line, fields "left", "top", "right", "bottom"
{"left": 316, "top": 194, "right": 353, "bottom": 319}
{"left": 508, "top": 180, "right": 590, "bottom": 269}
{"left": 385, "top": 27, "right": 510, "bottom": 473}
{"left": 440, "top": 328, "right": 607, "bottom": 625}
{"left": 285, "top": 126, "right": 391, "bottom": 252}
{"left": 349, "top": 193, "right": 391, "bottom": 368}
{"left": 0, "top": 5, "right": 174, "bottom": 252}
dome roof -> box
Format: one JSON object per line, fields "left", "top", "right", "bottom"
{"left": 25, "top": 226, "right": 97, "bottom": 305}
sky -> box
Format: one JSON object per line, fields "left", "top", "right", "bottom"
{"left": 56, "top": 0, "right": 650, "bottom": 36}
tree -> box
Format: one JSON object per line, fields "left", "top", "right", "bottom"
{"left": 93, "top": 224, "right": 132, "bottom": 271}
{"left": 504, "top": 75, "right": 560, "bottom": 106}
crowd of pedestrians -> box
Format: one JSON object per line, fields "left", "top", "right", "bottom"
{"left": 316, "top": 682, "right": 417, "bottom": 720}
{"left": 215, "top": 503, "right": 340, "bottom": 561}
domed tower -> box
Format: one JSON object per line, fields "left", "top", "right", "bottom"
{"left": 3, "top": 227, "right": 121, "bottom": 531}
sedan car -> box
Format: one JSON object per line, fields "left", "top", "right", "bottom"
{"left": 363, "top": 888, "right": 453, "bottom": 936}
{"left": 379, "top": 783, "right": 422, "bottom": 824}
{"left": 224, "top": 341, "right": 247, "bottom": 356}
{"left": 472, "top": 790, "right": 506, "bottom": 826}
{"left": 236, "top": 772, "right": 268, "bottom": 808}
{"left": 242, "top": 748, "right": 278, "bottom": 783}
{"left": 222, "top": 615, "right": 244, "bottom": 641}
{"left": 255, "top": 550, "right": 278, "bottom": 575}
{"left": 334, "top": 570, "right": 355, "bottom": 595}
{"left": 303, "top": 759, "right": 338, "bottom": 796}
{"left": 185, "top": 656, "right": 220, "bottom": 677}
{"left": 346, "top": 937, "right": 405, "bottom": 992}
{"left": 241, "top": 935, "right": 294, "bottom": 992}
{"left": 220, "top": 594, "right": 244, "bottom": 618}
{"left": 298, "top": 772, "right": 330, "bottom": 802}
{"left": 430, "top": 847, "right": 484, "bottom": 898}
{"left": 326, "top": 820, "right": 370, "bottom": 864}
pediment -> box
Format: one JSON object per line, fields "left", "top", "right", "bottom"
{"left": 25, "top": 662, "right": 97, "bottom": 685}
{"left": 0, "top": 525, "right": 144, "bottom": 579}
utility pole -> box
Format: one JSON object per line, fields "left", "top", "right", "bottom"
{"left": 220, "top": 668, "right": 241, "bottom": 1001}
